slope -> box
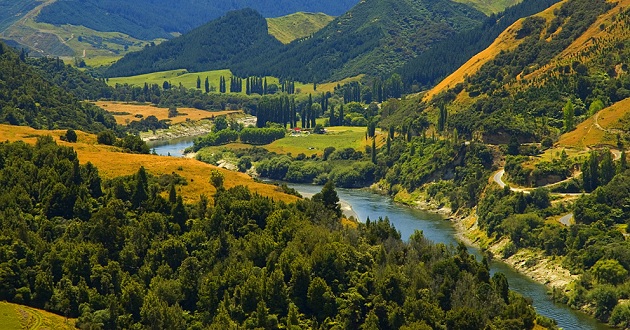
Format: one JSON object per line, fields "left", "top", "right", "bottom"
{"left": 0, "top": 41, "right": 116, "bottom": 132}
{"left": 267, "top": 12, "right": 335, "bottom": 44}
{"left": 0, "top": 301, "right": 76, "bottom": 330}
{"left": 232, "top": 0, "right": 486, "bottom": 82}
{"left": 415, "top": 0, "right": 625, "bottom": 144}
{"left": 0, "top": 0, "right": 39, "bottom": 31}
{"left": 34, "top": 0, "right": 358, "bottom": 40}
{"left": 454, "top": 0, "right": 522, "bottom": 15}
{"left": 400, "top": 0, "right": 561, "bottom": 93}
{"left": 104, "top": 9, "right": 284, "bottom": 77}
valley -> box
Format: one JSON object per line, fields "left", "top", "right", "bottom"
{"left": 2, "top": 0, "right": 630, "bottom": 328}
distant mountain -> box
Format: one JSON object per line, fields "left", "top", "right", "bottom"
{"left": 107, "top": 0, "right": 486, "bottom": 82}
{"left": 267, "top": 12, "right": 335, "bottom": 44}
{"left": 105, "top": 9, "right": 284, "bottom": 77}
{"left": 34, "top": 0, "right": 358, "bottom": 40}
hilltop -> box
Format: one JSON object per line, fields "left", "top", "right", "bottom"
{"left": 105, "top": 9, "right": 284, "bottom": 77}
{"left": 267, "top": 12, "right": 335, "bottom": 44}
{"left": 108, "top": 0, "right": 485, "bottom": 82}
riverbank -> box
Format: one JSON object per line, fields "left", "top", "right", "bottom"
{"left": 385, "top": 183, "right": 580, "bottom": 303}
{"left": 141, "top": 120, "right": 214, "bottom": 142}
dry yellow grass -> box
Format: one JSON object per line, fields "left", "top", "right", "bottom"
{"left": 424, "top": 19, "right": 525, "bottom": 101}
{"left": 94, "top": 101, "right": 240, "bottom": 125}
{"left": 523, "top": 0, "right": 628, "bottom": 81}
{"left": 0, "top": 124, "right": 297, "bottom": 203}
{"left": 558, "top": 98, "right": 630, "bottom": 148}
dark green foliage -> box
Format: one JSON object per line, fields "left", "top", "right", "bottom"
{"left": 96, "top": 130, "right": 117, "bottom": 145}
{"left": 28, "top": 56, "right": 113, "bottom": 100}
{"left": 0, "top": 137, "right": 545, "bottom": 328}
{"left": 399, "top": 0, "right": 560, "bottom": 90}
{"left": 192, "top": 130, "right": 239, "bottom": 151}
{"left": 65, "top": 129, "right": 78, "bottom": 143}
{"left": 106, "top": 2, "right": 483, "bottom": 82}
{"left": 36, "top": 0, "right": 357, "bottom": 40}
{"left": 239, "top": 127, "right": 285, "bottom": 145}
{"left": 105, "top": 9, "right": 284, "bottom": 77}
{"left": 434, "top": 0, "right": 613, "bottom": 143}
{"left": 0, "top": 41, "right": 116, "bottom": 132}
{"left": 232, "top": 0, "right": 484, "bottom": 82}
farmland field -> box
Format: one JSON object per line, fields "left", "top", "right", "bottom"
{"left": 94, "top": 101, "right": 240, "bottom": 125}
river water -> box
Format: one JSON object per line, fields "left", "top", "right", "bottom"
{"left": 152, "top": 140, "right": 610, "bottom": 330}
{"left": 287, "top": 183, "right": 611, "bottom": 330}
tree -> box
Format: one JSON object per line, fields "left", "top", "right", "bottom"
{"left": 563, "top": 99, "right": 575, "bottom": 132}
{"left": 507, "top": 135, "right": 519, "bottom": 155}
{"left": 196, "top": 76, "right": 201, "bottom": 89}
{"left": 132, "top": 166, "right": 149, "bottom": 209}
{"left": 204, "top": 77, "right": 210, "bottom": 93}
{"left": 599, "top": 150, "right": 615, "bottom": 185}
{"left": 65, "top": 129, "right": 78, "bottom": 143}
{"left": 312, "top": 181, "right": 342, "bottom": 218}
{"left": 97, "top": 130, "right": 117, "bottom": 145}
{"left": 371, "top": 138, "right": 377, "bottom": 164}
{"left": 209, "top": 169, "right": 224, "bottom": 190}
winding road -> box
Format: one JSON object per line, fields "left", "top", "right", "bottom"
{"left": 491, "top": 148, "right": 623, "bottom": 226}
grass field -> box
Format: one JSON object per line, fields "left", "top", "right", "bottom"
{"left": 107, "top": 68, "right": 363, "bottom": 96}
{"left": 0, "top": 124, "right": 297, "bottom": 203}
{"left": 453, "top": 0, "right": 522, "bottom": 15}
{"left": 267, "top": 12, "right": 334, "bottom": 44}
{"left": 0, "top": 301, "right": 76, "bottom": 330}
{"left": 94, "top": 101, "right": 240, "bottom": 125}
{"left": 195, "top": 126, "right": 384, "bottom": 158}
{"left": 264, "top": 126, "right": 382, "bottom": 156}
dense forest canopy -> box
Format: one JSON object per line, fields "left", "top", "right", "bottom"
{"left": 106, "top": 1, "right": 485, "bottom": 82}
{"left": 34, "top": 0, "right": 359, "bottom": 40}
{"left": 104, "top": 9, "right": 284, "bottom": 78}
{"left": 0, "top": 137, "right": 550, "bottom": 329}
{"left": 0, "top": 42, "right": 116, "bottom": 132}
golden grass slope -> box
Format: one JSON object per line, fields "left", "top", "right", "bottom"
{"left": 524, "top": 0, "right": 630, "bottom": 81}
{"left": 95, "top": 101, "right": 240, "bottom": 125}
{"left": 267, "top": 12, "right": 335, "bottom": 44}
{"left": 424, "top": 0, "right": 567, "bottom": 102}
{"left": 0, "top": 124, "right": 298, "bottom": 203}
{"left": 558, "top": 97, "right": 630, "bottom": 148}
{"left": 0, "top": 301, "right": 76, "bottom": 330}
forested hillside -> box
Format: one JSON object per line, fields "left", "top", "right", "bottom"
{"left": 105, "top": 9, "right": 284, "bottom": 77}
{"left": 0, "top": 136, "right": 551, "bottom": 329}
{"left": 34, "top": 0, "right": 358, "bottom": 40}
{"left": 106, "top": 0, "right": 485, "bottom": 82}
{"left": 0, "top": 42, "right": 116, "bottom": 132}
{"left": 398, "top": 0, "right": 560, "bottom": 91}
{"left": 371, "top": 0, "right": 630, "bottom": 325}
{"left": 0, "top": 0, "right": 38, "bottom": 31}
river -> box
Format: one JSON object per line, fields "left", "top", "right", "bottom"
{"left": 147, "top": 136, "right": 197, "bottom": 157}
{"left": 152, "top": 141, "right": 610, "bottom": 330}
{"left": 288, "top": 183, "right": 611, "bottom": 330}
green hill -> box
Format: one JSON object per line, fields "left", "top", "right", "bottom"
{"left": 267, "top": 12, "right": 334, "bottom": 44}
{"left": 0, "top": 41, "right": 116, "bottom": 132}
{"left": 233, "top": 0, "right": 485, "bottom": 82}
{"left": 34, "top": 0, "right": 358, "bottom": 40}
{"left": 108, "top": 1, "right": 485, "bottom": 82}
{"left": 105, "top": 9, "right": 284, "bottom": 77}
{"left": 455, "top": 0, "right": 523, "bottom": 15}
